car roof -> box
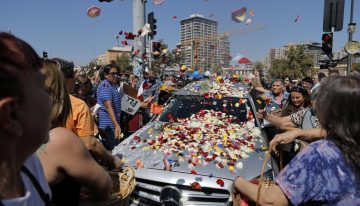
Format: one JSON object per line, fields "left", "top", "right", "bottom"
{"left": 176, "top": 79, "right": 251, "bottom": 98}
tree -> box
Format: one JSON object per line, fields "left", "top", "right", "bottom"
{"left": 167, "top": 48, "right": 184, "bottom": 67}
{"left": 151, "top": 39, "right": 170, "bottom": 74}
{"left": 115, "top": 55, "right": 132, "bottom": 73}
{"left": 86, "top": 60, "right": 97, "bottom": 78}
{"left": 253, "top": 61, "right": 265, "bottom": 83}
{"left": 286, "top": 46, "right": 315, "bottom": 77}
{"left": 353, "top": 62, "right": 360, "bottom": 72}
{"left": 268, "top": 46, "right": 315, "bottom": 78}
{"left": 254, "top": 61, "right": 264, "bottom": 72}
{"left": 211, "top": 64, "right": 222, "bottom": 75}
{"left": 88, "top": 59, "right": 97, "bottom": 70}
{"left": 269, "top": 59, "right": 289, "bottom": 77}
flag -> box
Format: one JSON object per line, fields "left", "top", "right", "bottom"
{"left": 231, "top": 7, "right": 247, "bottom": 23}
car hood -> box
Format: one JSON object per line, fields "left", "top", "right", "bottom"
{"left": 113, "top": 121, "right": 272, "bottom": 181}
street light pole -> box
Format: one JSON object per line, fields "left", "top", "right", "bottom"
{"left": 347, "top": 0, "right": 355, "bottom": 74}
{"left": 132, "top": 0, "right": 146, "bottom": 76}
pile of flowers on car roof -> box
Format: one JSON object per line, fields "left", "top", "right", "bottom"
{"left": 185, "top": 77, "right": 247, "bottom": 99}
{"left": 139, "top": 109, "right": 262, "bottom": 173}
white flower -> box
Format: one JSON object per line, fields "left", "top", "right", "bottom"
{"left": 235, "top": 162, "right": 243, "bottom": 170}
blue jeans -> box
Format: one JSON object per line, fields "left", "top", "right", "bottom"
{"left": 98, "top": 126, "right": 118, "bottom": 151}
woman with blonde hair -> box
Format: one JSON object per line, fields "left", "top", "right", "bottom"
{"left": 38, "top": 60, "right": 112, "bottom": 206}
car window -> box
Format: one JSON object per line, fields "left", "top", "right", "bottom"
{"left": 158, "top": 95, "right": 254, "bottom": 125}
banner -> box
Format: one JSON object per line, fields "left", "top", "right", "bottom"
{"left": 121, "top": 94, "right": 141, "bottom": 115}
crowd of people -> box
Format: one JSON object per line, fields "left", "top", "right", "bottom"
{"left": 0, "top": 32, "right": 359, "bottom": 206}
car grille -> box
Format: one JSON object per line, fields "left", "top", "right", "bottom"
{"left": 131, "top": 178, "right": 231, "bottom": 206}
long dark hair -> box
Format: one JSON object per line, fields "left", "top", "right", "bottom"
{"left": 315, "top": 75, "right": 360, "bottom": 181}
{"left": 282, "top": 86, "right": 311, "bottom": 116}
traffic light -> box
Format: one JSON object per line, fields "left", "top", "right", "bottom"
{"left": 147, "top": 12, "right": 157, "bottom": 38}
{"left": 321, "top": 33, "right": 333, "bottom": 58}
{"left": 42, "top": 51, "right": 48, "bottom": 59}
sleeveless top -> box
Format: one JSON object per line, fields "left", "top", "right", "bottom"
{"left": 0, "top": 166, "right": 51, "bottom": 206}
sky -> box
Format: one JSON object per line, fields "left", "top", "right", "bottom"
{"left": 1, "top": 0, "right": 359, "bottom": 66}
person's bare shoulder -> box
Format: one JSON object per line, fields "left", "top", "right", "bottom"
{"left": 46, "top": 127, "right": 92, "bottom": 168}
{"left": 48, "top": 127, "right": 85, "bottom": 152}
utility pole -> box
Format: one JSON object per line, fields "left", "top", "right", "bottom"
{"left": 347, "top": 0, "right": 356, "bottom": 74}
{"left": 132, "top": 0, "right": 146, "bottom": 54}
{"left": 132, "top": 0, "right": 147, "bottom": 75}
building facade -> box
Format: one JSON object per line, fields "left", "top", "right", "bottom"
{"left": 179, "top": 14, "right": 230, "bottom": 71}
{"left": 96, "top": 46, "right": 132, "bottom": 66}
{"left": 301, "top": 42, "right": 322, "bottom": 67}
{"left": 219, "top": 36, "right": 231, "bottom": 68}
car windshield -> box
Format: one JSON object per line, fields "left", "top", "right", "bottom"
{"left": 158, "top": 95, "right": 255, "bottom": 125}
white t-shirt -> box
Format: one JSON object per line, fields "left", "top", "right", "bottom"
{"left": 1, "top": 154, "right": 51, "bottom": 206}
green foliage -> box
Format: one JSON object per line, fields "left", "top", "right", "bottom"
{"left": 86, "top": 60, "right": 97, "bottom": 77}
{"left": 269, "top": 59, "right": 289, "bottom": 77}
{"left": 212, "top": 65, "right": 222, "bottom": 74}
{"left": 88, "top": 60, "right": 97, "bottom": 70}
{"left": 268, "top": 45, "right": 315, "bottom": 78}
{"left": 353, "top": 63, "right": 360, "bottom": 72}
{"left": 167, "top": 48, "right": 184, "bottom": 66}
{"left": 254, "top": 61, "right": 264, "bottom": 71}
{"left": 151, "top": 39, "right": 183, "bottom": 73}
{"left": 115, "top": 55, "right": 132, "bottom": 73}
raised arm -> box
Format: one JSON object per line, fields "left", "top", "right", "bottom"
{"left": 253, "top": 86, "right": 271, "bottom": 94}
{"left": 39, "top": 128, "right": 112, "bottom": 201}
{"left": 269, "top": 128, "right": 326, "bottom": 153}
{"left": 257, "top": 109, "right": 296, "bottom": 128}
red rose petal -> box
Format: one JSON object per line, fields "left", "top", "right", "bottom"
{"left": 133, "top": 136, "right": 140, "bottom": 142}
{"left": 147, "top": 140, "right": 155, "bottom": 145}
{"left": 191, "top": 182, "right": 202, "bottom": 190}
{"left": 205, "top": 158, "right": 212, "bottom": 162}
{"left": 216, "top": 179, "right": 225, "bottom": 187}
{"left": 191, "top": 170, "right": 197, "bottom": 174}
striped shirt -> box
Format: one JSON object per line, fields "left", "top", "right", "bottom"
{"left": 96, "top": 80, "right": 121, "bottom": 129}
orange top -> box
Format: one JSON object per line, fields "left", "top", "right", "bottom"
{"left": 66, "top": 95, "right": 97, "bottom": 137}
